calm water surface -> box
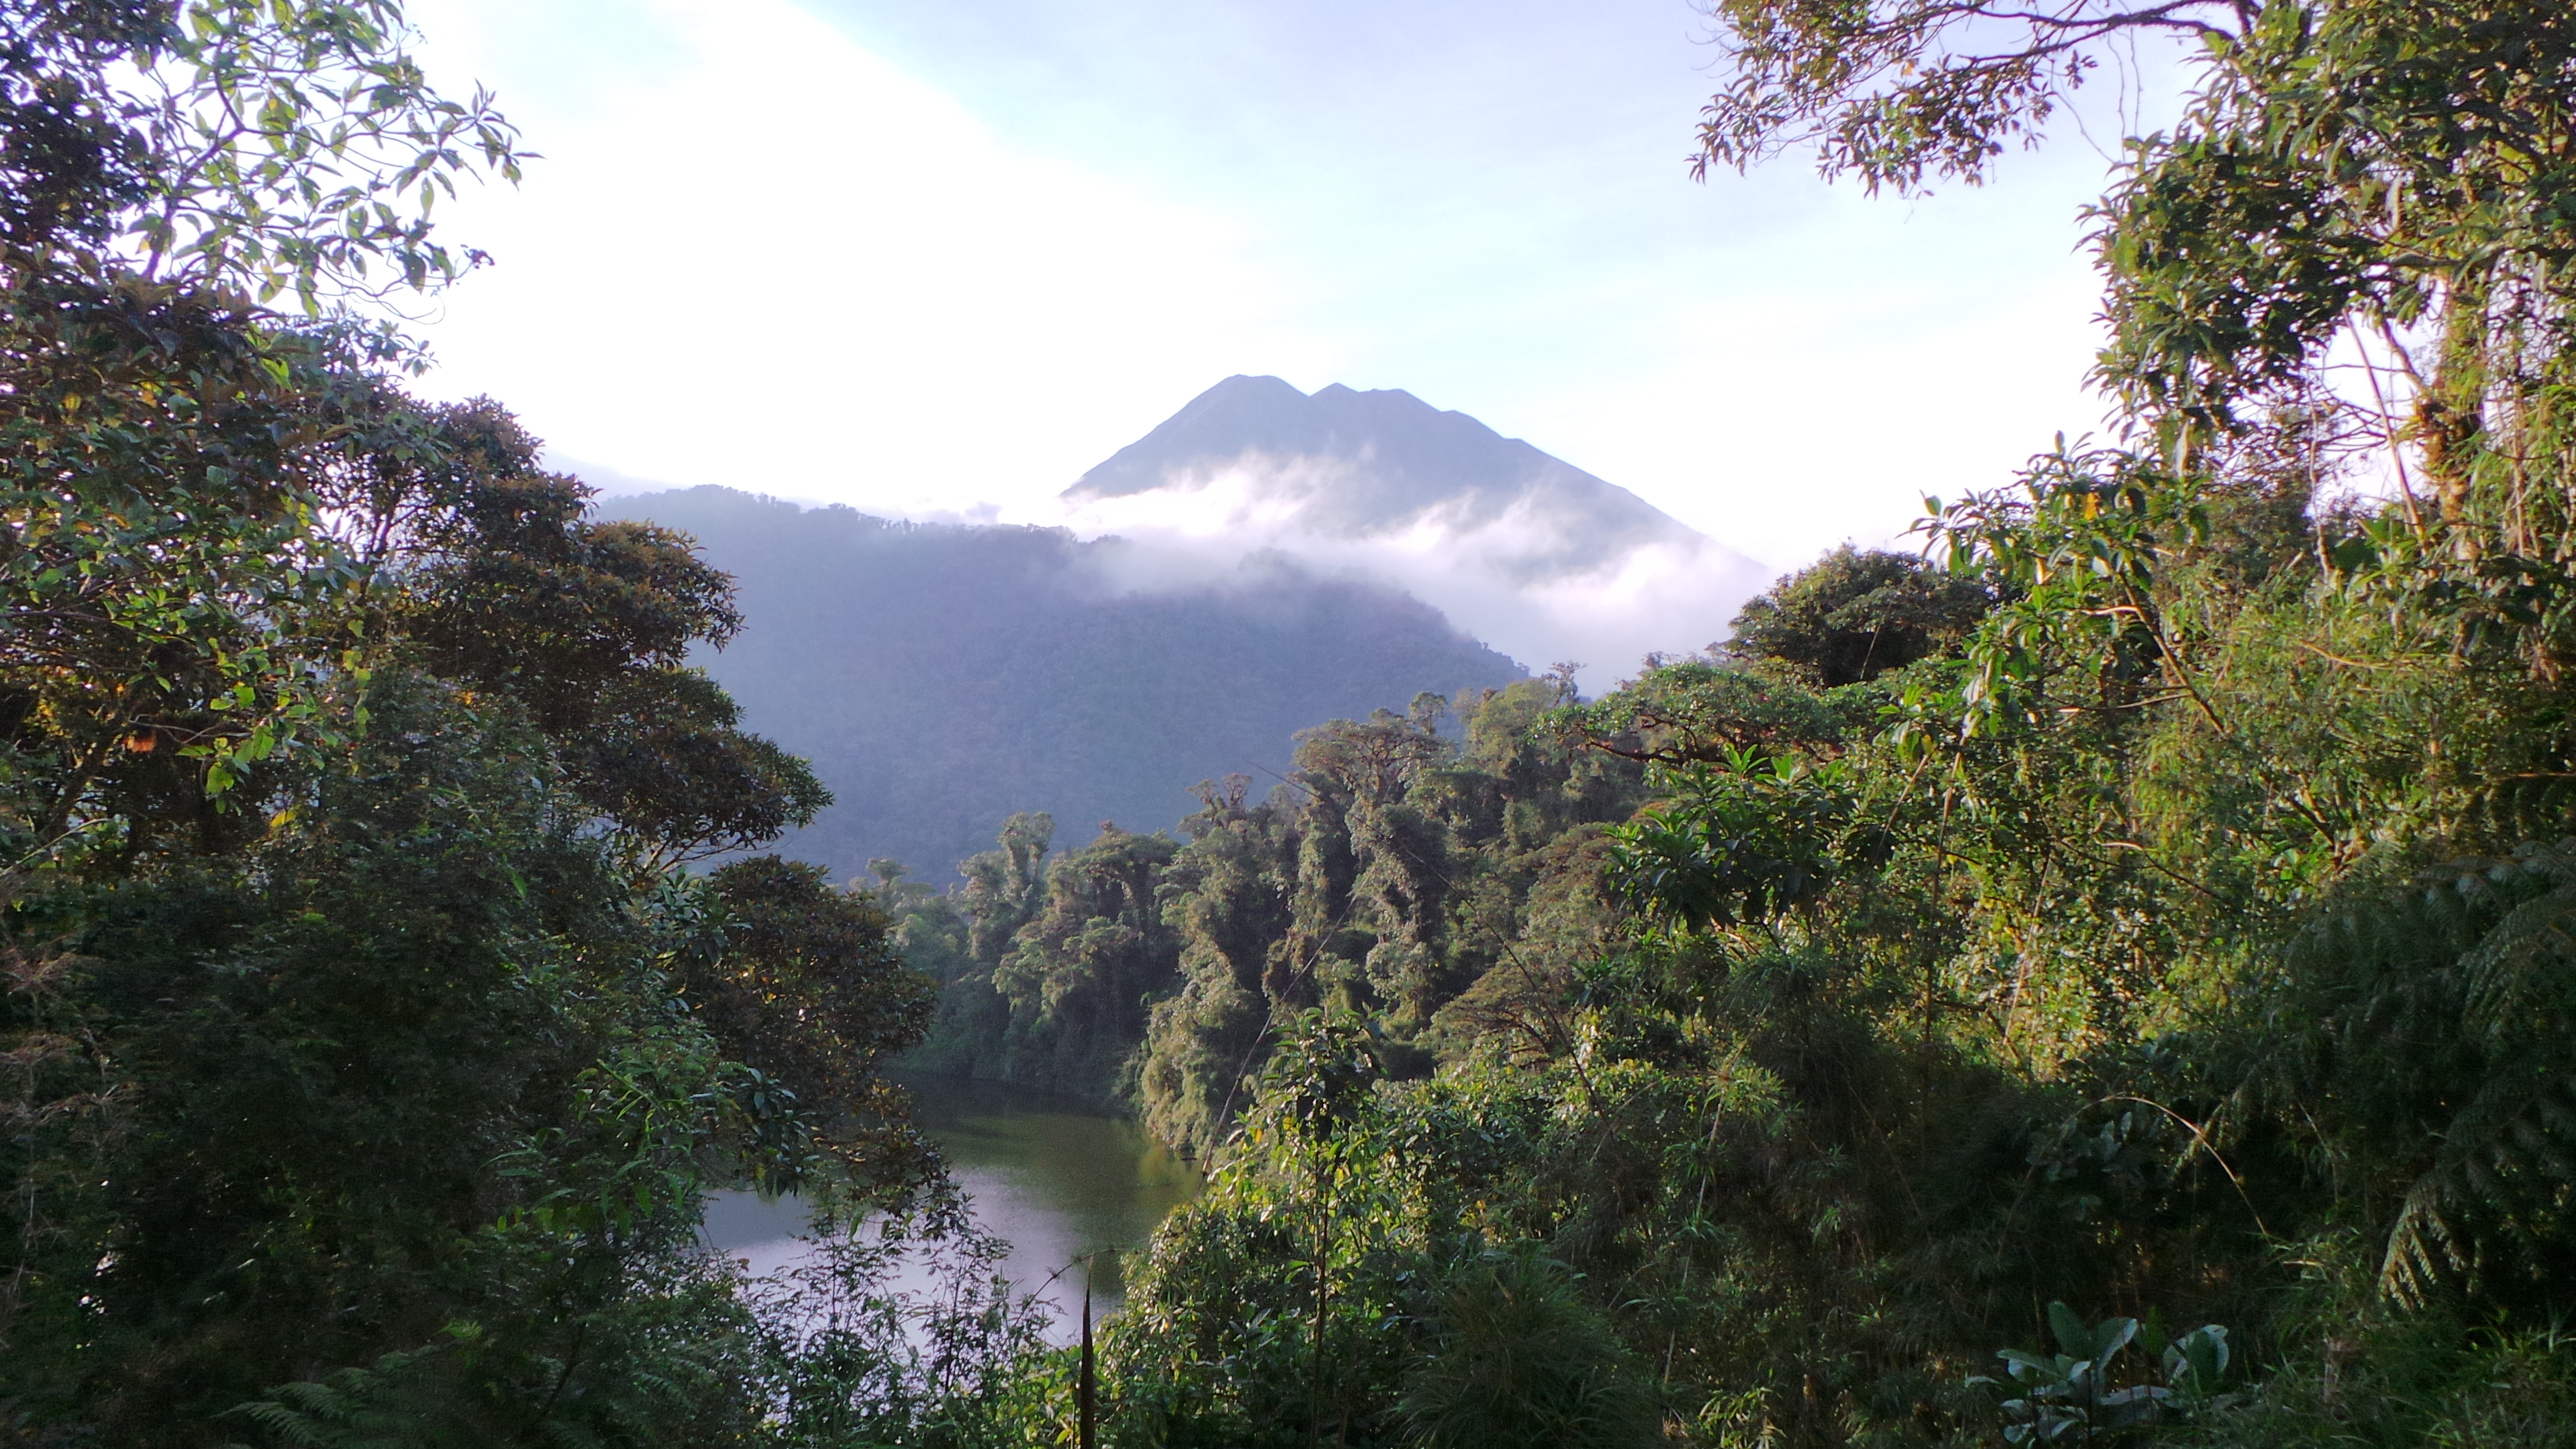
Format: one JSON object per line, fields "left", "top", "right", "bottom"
{"left": 703, "top": 1075, "right": 1202, "bottom": 1337}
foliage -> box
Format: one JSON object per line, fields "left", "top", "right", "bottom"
{"left": 891, "top": 683, "right": 1645, "bottom": 1145}
{"left": 2260, "top": 841, "right": 2576, "bottom": 1310}
{"left": 0, "top": 270, "right": 361, "bottom": 859}
{"left": 1722, "top": 547, "right": 1992, "bottom": 690}
{"left": 1974, "top": 1304, "right": 2233, "bottom": 1443}
{"left": 1607, "top": 749, "right": 1888, "bottom": 932}
{"left": 738, "top": 1216, "right": 1058, "bottom": 1449}
{"left": 989, "top": 823, "right": 1183, "bottom": 1095}
{"left": 8, "top": 681, "right": 770, "bottom": 1441}
{"left": 1691, "top": 0, "right": 2234, "bottom": 192}
{"left": 0, "top": 6, "right": 962, "bottom": 1443}
{"left": 23, "top": 0, "right": 2576, "bottom": 1441}
{"left": 1561, "top": 658, "right": 1846, "bottom": 763}
{"left": 1393, "top": 1249, "right": 1661, "bottom": 1449}
{"left": 680, "top": 855, "right": 936, "bottom": 1198}
{"left": 0, "top": 0, "right": 526, "bottom": 311}
{"left": 1082, "top": 4, "right": 2576, "bottom": 1441}
{"left": 1106, "top": 1016, "right": 1439, "bottom": 1447}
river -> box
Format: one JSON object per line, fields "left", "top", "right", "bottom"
{"left": 701, "top": 1075, "right": 1202, "bottom": 1339}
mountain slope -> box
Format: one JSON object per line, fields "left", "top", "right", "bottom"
{"left": 1071, "top": 375, "right": 1699, "bottom": 580}
{"left": 596, "top": 486, "right": 1523, "bottom": 879}
{"left": 1056, "top": 376, "right": 1772, "bottom": 679}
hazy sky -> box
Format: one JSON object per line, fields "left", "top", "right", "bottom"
{"left": 402, "top": 0, "right": 2185, "bottom": 575}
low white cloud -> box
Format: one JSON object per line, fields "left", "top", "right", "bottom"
{"left": 1039, "top": 456, "right": 1773, "bottom": 689}
{"left": 547, "top": 453, "right": 685, "bottom": 498}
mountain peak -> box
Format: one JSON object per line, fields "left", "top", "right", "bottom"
{"left": 1053, "top": 376, "right": 1771, "bottom": 683}
{"left": 1065, "top": 376, "right": 1693, "bottom": 562}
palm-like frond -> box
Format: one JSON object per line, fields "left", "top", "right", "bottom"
{"left": 2457, "top": 777, "right": 2576, "bottom": 855}
{"left": 2276, "top": 840, "right": 2576, "bottom": 1307}
{"left": 232, "top": 1368, "right": 438, "bottom": 1448}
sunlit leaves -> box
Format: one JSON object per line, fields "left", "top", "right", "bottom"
{"left": 117, "top": 0, "right": 528, "bottom": 314}
{"left": 1560, "top": 659, "right": 1846, "bottom": 764}
{"left": 0, "top": 298, "right": 370, "bottom": 863}
{"left": 1606, "top": 747, "right": 1886, "bottom": 932}
{"left": 1914, "top": 442, "right": 2210, "bottom": 740}
{"left": 1693, "top": 0, "right": 2239, "bottom": 193}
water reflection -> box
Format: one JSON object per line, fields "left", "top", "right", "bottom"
{"left": 702, "top": 1075, "right": 1202, "bottom": 1340}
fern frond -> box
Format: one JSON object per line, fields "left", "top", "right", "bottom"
{"left": 2457, "top": 778, "right": 2576, "bottom": 852}
{"left": 2380, "top": 1178, "right": 2464, "bottom": 1307}
{"left": 2457, "top": 882, "right": 2576, "bottom": 1033}
{"left": 233, "top": 1398, "right": 352, "bottom": 1449}
{"left": 2279, "top": 836, "right": 2576, "bottom": 1306}
{"left": 2377, "top": 1066, "right": 2576, "bottom": 1304}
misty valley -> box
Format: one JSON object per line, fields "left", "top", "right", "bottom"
{"left": 10, "top": 2, "right": 2576, "bottom": 1448}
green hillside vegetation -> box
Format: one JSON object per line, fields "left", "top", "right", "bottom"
{"left": 11, "top": 0, "right": 2576, "bottom": 1445}
{"left": 596, "top": 486, "right": 1526, "bottom": 880}
{"left": 878, "top": 671, "right": 1641, "bottom": 1116}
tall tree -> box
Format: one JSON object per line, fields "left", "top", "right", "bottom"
{"left": 2, "top": 7, "right": 945, "bottom": 1443}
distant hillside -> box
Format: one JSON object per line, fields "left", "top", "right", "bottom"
{"left": 597, "top": 486, "right": 1524, "bottom": 880}
{"left": 1055, "top": 376, "right": 1772, "bottom": 680}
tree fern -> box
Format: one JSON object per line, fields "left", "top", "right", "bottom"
{"left": 230, "top": 1352, "right": 463, "bottom": 1449}
{"left": 2273, "top": 841, "right": 2576, "bottom": 1308}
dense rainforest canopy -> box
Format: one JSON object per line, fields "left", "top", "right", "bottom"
{"left": 10, "top": 0, "right": 2576, "bottom": 1445}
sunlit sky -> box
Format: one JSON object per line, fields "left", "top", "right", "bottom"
{"left": 402, "top": 0, "right": 2186, "bottom": 576}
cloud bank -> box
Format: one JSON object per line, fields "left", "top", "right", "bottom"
{"left": 1059, "top": 460, "right": 1772, "bottom": 684}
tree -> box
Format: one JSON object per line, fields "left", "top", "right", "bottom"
{"left": 0, "top": 0, "right": 525, "bottom": 310}
{"left": 2, "top": 6, "right": 954, "bottom": 1441}
{"left": 990, "top": 822, "right": 1183, "bottom": 1095}
{"left": 1701, "top": 0, "right": 2576, "bottom": 678}
{"left": 1, "top": 0, "right": 522, "bottom": 874}
{"left": 1693, "top": 0, "right": 2241, "bottom": 193}
{"left": 690, "top": 856, "right": 936, "bottom": 1200}
{"left": 377, "top": 399, "right": 830, "bottom": 867}
{"left": 1722, "top": 546, "right": 1991, "bottom": 689}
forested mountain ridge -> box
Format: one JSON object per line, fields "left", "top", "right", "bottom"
{"left": 592, "top": 485, "right": 1525, "bottom": 879}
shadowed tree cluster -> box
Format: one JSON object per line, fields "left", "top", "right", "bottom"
{"left": 0, "top": 6, "right": 993, "bottom": 1445}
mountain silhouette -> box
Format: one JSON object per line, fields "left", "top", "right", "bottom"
{"left": 1069, "top": 375, "right": 1703, "bottom": 582}
{"left": 1058, "top": 375, "right": 1770, "bottom": 676}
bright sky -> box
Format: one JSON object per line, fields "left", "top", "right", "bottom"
{"left": 403, "top": 0, "right": 2186, "bottom": 576}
